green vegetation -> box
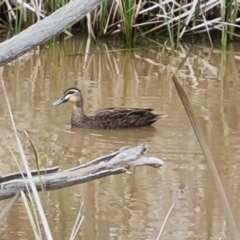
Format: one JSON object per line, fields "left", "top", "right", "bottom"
{"left": 0, "top": 1, "right": 240, "bottom": 47}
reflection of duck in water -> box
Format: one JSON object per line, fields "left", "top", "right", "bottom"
{"left": 52, "top": 87, "right": 166, "bottom": 129}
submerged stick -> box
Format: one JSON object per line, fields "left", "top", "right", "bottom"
{"left": 172, "top": 71, "right": 239, "bottom": 239}
{"left": 0, "top": 144, "right": 164, "bottom": 201}
{"left": 0, "top": 0, "right": 104, "bottom": 66}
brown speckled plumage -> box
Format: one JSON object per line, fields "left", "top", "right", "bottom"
{"left": 52, "top": 87, "right": 166, "bottom": 129}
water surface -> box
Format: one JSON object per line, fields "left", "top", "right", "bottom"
{"left": 0, "top": 39, "right": 240, "bottom": 239}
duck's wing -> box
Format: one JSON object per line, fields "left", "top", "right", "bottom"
{"left": 91, "top": 107, "right": 166, "bottom": 129}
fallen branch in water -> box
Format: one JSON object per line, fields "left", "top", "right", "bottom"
{"left": 0, "top": 0, "right": 104, "bottom": 67}
{"left": 0, "top": 144, "right": 163, "bottom": 201}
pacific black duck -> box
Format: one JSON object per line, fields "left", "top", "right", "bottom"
{"left": 52, "top": 87, "right": 166, "bottom": 129}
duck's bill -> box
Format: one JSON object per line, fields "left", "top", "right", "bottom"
{"left": 52, "top": 97, "right": 67, "bottom": 106}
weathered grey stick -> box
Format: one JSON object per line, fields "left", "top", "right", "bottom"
{"left": 0, "top": 166, "right": 59, "bottom": 183}
{"left": 0, "top": 0, "right": 104, "bottom": 66}
{"left": 0, "top": 144, "right": 164, "bottom": 201}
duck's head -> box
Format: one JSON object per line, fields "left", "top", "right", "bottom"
{"left": 52, "top": 87, "right": 83, "bottom": 108}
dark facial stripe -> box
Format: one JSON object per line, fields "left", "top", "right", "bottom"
{"left": 63, "top": 87, "right": 80, "bottom": 95}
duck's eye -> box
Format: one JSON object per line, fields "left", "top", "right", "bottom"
{"left": 64, "top": 91, "right": 73, "bottom": 95}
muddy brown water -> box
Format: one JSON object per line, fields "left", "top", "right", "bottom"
{"left": 0, "top": 38, "right": 240, "bottom": 239}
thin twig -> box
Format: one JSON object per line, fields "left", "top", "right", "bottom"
{"left": 70, "top": 202, "right": 85, "bottom": 240}
{"left": 156, "top": 202, "right": 175, "bottom": 240}
{"left": 0, "top": 192, "right": 20, "bottom": 224}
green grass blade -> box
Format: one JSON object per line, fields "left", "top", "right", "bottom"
{"left": 20, "top": 191, "right": 42, "bottom": 240}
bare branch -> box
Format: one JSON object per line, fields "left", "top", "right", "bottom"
{"left": 0, "top": 144, "right": 164, "bottom": 201}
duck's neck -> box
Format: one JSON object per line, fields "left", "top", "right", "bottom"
{"left": 73, "top": 101, "right": 85, "bottom": 115}
{"left": 71, "top": 101, "right": 88, "bottom": 127}
{"left": 75, "top": 100, "right": 83, "bottom": 109}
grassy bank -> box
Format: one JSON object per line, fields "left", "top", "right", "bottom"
{"left": 0, "top": 0, "right": 240, "bottom": 48}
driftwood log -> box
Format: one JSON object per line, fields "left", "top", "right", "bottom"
{"left": 0, "top": 0, "right": 104, "bottom": 67}
{"left": 0, "top": 144, "right": 163, "bottom": 201}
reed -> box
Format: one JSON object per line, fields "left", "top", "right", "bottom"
{"left": 0, "top": 0, "right": 240, "bottom": 47}
{"left": 0, "top": 81, "right": 85, "bottom": 239}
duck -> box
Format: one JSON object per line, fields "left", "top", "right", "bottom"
{"left": 52, "top": 87, "right": 166, "bottom": 129}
